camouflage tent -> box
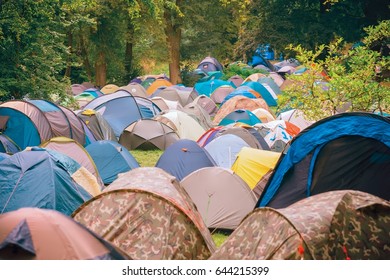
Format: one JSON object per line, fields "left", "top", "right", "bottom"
{"left": 73, "top": 167, "right": 216, "bottom": 260}
{"left": 210, "top": 190, "right": 390, "bottom": 260}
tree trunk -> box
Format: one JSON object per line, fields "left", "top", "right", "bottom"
{"left": 80, "top": 36, "right": 93, "bottom": 82}
{"left": 64, "top": 31, "right": 72, "bottom": 78}
{"left": 95, "top": 51, "right": 107, "bottom": 87}
{"left": 164, "top": 5, "right": 182, "bottom": 85}
{"left": 125, "top": 23, "right": 135, "bottom": 81}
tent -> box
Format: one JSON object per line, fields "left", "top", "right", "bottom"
{"left": 182, "top": 102, "right": 214, "bottom": 130}
{"left": 196, "top": 56, "right": 223, "bottom": 73}
{"left": 155, "top": 139, "right": 216, "bottom": 181}
{"left": 83, "top": 90, "right": 157, "bottom": 137}
{"left": 119, "top": 83, "right": 148, "bottom": 98}
{"left": 71, "top": 84, "right": 86, "bottom": 95}
{"left": 77, "top": 109, "right": 117, "bottom": 142}
{"left": 219, "top": 109, "right": 262, "bottom": 126}
{"left": 268, "top": 72, "right": 285, "bottom": 87}
{"left": 204, "top": 134, "right": 250, "bottom": 168}
{"left": 216, "top": 126, "right": 267, "bottom": 150}
{"left": 252, "top": 108, "right": 276, "bottom": 123}
{"left": 0, "top": 208, "right": 129, "bottom": 260}
{"left": 158, "top": 110, "right": 206, "bottom": 141}
{"left": 194, "top": 79, "right": 236, "bottom": 97}
{"left": 213, "top": 96, "right": 269, "bottom": 125}
{"left": 220, "top": 89, "right": 258, "bottom": 107}
{"left": 74, "top": 92, "right": 97, "bottom": 109}
{"left": 257, "top": 113, "right": 390, "bottom": 209}
{"left": 228, "top": 75, "right": 244, "bottom": 87}
{"left": 119, "top": 119, "right": 179, "bottom": 150}
{"left": 242, "top": 81, "right": 278, "bottom": 107}
{"left": 151, "top": 86, "right": 197, "bottom": 107}
{"left": 0, "top": 152, "right": 10, "bottom": 161}
{"left": 232, "top": 147, "right": 281, "bottom": 195}
{"left": 73, "top": 167, "right": 216, "bottom": 260}
{"left": 41, "top": 136, "right": 104, "bottom": 188}
{"left": 277, "top": 109, "right": 314, "bottom": 131}
{"left": 146, "top": 79, "right": 173, "bottom": 95}
{"left": 197, "top": 126, "right": 224, "bottom": 147}
{"left": 85, "top": 140, "right": 140, "bottom": 185}
{"left": 181, "top": 167, "right": 257, "bottom": 230}
{"left": 0, "top": 100, "right": 86, "bottom": 149}
{"left": 254, "top": 120, "right": 295, "bottom": 152}
{"left": 0, "top": 148, "right": 95, "bottom": 215}
{"left": 210, "top": 190, "right": 390, "bottom": 260}
{"left": 186, "top": 95, "right": 218, "bottom": 116}
{"left": 210, "top": 85, "right": 235, "bottom": 104}
{"left": 100, "top": 84, "right": 119, "bottom": 94}
{"left": 0, "top": 134, "right": 20, "bottom": 154}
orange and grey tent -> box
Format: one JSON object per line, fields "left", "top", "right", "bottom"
{"left": 146, "top": 79, "right": 173, "bottom": 95}
{"left": 210, "top": 190, "right": 390, "bottom": 260}
{"left": 41, "top": 136, "right": 104, "bottom": 189}
{"left": 119, "top": 119, "right": 179, "bottom": 150}
{"left": 73, "top": 167, "right": 216, "bottom": 260}
{"left": 0, "top": 208, "right": 129, "bottom": 260}
{"left": 181, "top": 167, "right": 257, "bottom": 230}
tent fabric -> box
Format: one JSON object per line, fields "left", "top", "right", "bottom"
{"left": 40, "top": 136, "right": 104, "bottom": 189}
{"left": 78, "top": 109, "right": 117, "bottom": 142}
{"left": 277, "top": 109, "right": 314, "bottom": 131}
{"left": 0, "top": 134, "right": 20, "bottom": 154}
{"left": 182, "top": 103, "right": 214, "bottom": 130}
{"left": 220, "top": 89, "right": 258, "bottom": 107}
{"left": 151, "top": 97, "right": 183, "bottom": 111}
{"left": 210, "top": 85, "right": 235, "bottom": 104}
{"left": 242, "top": 81, "right": 278, "bottom": 107}
{"left": 85, "top": 140, "right": 140, "bottom": 185}
{"left": 158, "top": 110, "right": 206, "bottom": 141}
{"left": 211, "top": 190, "right": 390, "bottom": 260}
{"left": 71, "top": 84, "right": 87, "bottom": 96}
{"left": 151, "top": 86, "right": 197, "bottom": 107}
{"left": 268, "top": 72, "right": 285, "bottom": 87}
{"left": 0, "top": 149, "right": 92, "bottom": 215}
{"left": 196, "top": 57, "right": 223, "bottom": 73}
{"left": 155, "top": 139, "right": 216, "bottom": 181}
{"left": 213, "top": 96, "right": 269, "bottom": 125}
{"left": 219, "top": 109, "right": 261, "bottom": 126}
{"left": 204, "top": 134, "right": 250, "bottom": 168}
{"left": 73, "top": 167, "right": 216, "bottom": 260}
{"left": 231, "top": 147, "right": 281, "bottom": 191}
{"left": 181, "top": 167, "right": 257, "bottom": 230}
{"left": 257, "top": 112, "right": 390, "bottom": 208}
{"left": 101, "top": 84, "right": 119, "bottom": 94}
{"left": 83, "top": 90, "right": 152, "bottom": 137}
{"left": 119, "top": 119, "right": 179, "bottom": 150}
{"left": 216, "top": 126, "right": 266, "bottom": 150}
{"left": 243, "top": 73, "right": 266, "bottom": 83}
{"left": 194, "top": 79, "right": 236, "bottom": 97}
{"left": 0, "top": 208, "right": 129, "bottom": 260}
{"left": 252, "top": 108, "right": 276, "bottom": 123}
{"left": 146, "top": 79, "right": 173, "bottom": 95}
{"left": 254, "top": 120, "right": 295, "bottom": 152}
{"left": 0, "top": 152, "right": 10, "bottom": 161}
{"left": 197, "top": 126, "right": 224, "bottom": 147}
{"left": 187, "top": 95, "right": 218, "bottom": 116}
{"left": 119, "top": 83, "right": 148, "bottom": 98}
{"left": 0, "top": 100, "right": 86, "bottom": 149}
{"left": 228, "top": 75, "right": 244, "bottom": 87}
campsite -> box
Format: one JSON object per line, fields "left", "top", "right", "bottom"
{"left": 0, "top": 1, "right": 389, "bottom": 262}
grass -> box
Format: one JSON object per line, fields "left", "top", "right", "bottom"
{"left": 129, "top": 149, "right": 231, "bottom": 247}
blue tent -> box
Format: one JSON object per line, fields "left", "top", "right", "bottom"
{"left": 0, "top": 148, "right": 92, "bottom": 215}
{"left": 0, "top": 152, "right": 10, "bottom": 161}
{"left": 219, "top": 109, "right": 262, "bottom": 126}
{"left": 0, "top": 134, "right": 20, "bottom": 154}
{"left": 85, "top": 140, "right": 140, "bottom": 185}
{"left": 84, "top": 90, "right": 157, "bottom": 137}
{"left": 257, "top": 113, "right": 390, "bottom": 209}
{"left": 204, "top": 134, "right": 250, "bottom": 168}
{"left": 194, "top": 79, "right": 236, "bottom": 97}
{"left": 155, "top": 139, "right": 216, "bottom": 181}
{"left": 242, "top": 81, "right": 277, "bottom": 107}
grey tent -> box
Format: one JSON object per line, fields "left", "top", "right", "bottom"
{"left": 181, "top": 167, "right": 257, "bottom": 230}
{"left": 119, "top": 119, "right": 179, "bottom": 150}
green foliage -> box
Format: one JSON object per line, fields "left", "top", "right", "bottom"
{"left": 221, "top": 63, "right": 268, "bottom": 80}
{"left": 278, "top": 27, "right": 390, "bottom": 120}
{"left": 0, "top": 0, "right": 70, "bottom": 102}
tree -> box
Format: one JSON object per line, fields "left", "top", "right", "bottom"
{"left": 0, "top": 0, "right": 70, "bottom": 102}
{"left": 277, "top": 21, "right": 390, "bottom": 120}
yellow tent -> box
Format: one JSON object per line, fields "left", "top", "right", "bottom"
{"left": 146, "top": 79, "right": 173, "bottom": 95}
{"left": 231, "top": 147, "right": 280, "bottom": 197}
{"left": 101, "top": 84, "right": 119, "bottom": 94}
